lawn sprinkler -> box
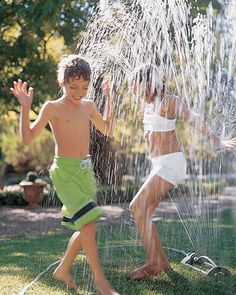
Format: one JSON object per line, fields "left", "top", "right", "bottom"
{"left": 180, "top": 252, "right": 231, "bottom": 276}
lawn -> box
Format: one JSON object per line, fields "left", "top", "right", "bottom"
{"left": 0, "top": 208, "right": 235, "bottom": 295}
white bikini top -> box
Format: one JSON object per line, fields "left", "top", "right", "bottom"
{"left": 143, "top": 96, "right": 176, "bottom": 132}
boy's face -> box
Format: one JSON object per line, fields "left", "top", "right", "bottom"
{"left": 63, "top": 77, "right": 90, "bottom": 104}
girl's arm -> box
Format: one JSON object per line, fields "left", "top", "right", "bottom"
{"left": 175, "top": 97, "right": 225, "bottom": 148}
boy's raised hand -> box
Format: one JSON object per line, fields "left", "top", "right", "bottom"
{"left": 102, "top": 78, "right": 116, "bottom": 99}
{"left": 101, "top": 78, "right": 116, "bottom": 112}
{"left": 10, "top": 79, "right": 33, "bottom": 109}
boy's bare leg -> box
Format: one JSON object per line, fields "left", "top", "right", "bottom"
{"left": 80, "top": 222, "right": 120, "bottom": 295}
{"left": 53, "top": 231, "right": 81, "bottom": 289}
{"left": 128, "top": 175, "right": 173, "bottom": 280}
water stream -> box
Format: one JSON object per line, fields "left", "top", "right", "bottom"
{"left": 77, "top": 0, "right": 236, "bottom": 256}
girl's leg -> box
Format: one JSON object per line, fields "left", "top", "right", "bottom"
{"left": 53, "top": 231, "right": 82, "bottom": 288}
{"left": 79, "top": 221, "right": 120, "bottom": 295}
{"left": 128, "top": 174, "right": 174, "bottom": 279}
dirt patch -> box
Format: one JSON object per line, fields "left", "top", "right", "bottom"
{"left": 0, "top": 207, "right": 64, "bottom": 240}
{"left": 0, "top": 204, "right": 131, "bottom": 240}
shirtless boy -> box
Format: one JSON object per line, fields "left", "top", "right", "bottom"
{"left": 11, "top": 54, "right": 120, "bottom": 295}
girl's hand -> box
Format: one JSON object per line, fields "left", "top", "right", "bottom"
{"left": 10, "top": 79, "right": 33, "bottom": 109}
{"left": 221, "top": 138, "right": 236, "bottom": 150}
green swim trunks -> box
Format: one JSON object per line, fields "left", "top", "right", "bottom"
{"left": 49, "top": 156, "right": 103, "bottom": 231}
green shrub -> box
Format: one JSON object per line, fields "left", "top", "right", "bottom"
{"left": 226, "top": 175, "right": 236, "bottom": 186}
{"left": 1, "top": 124, "right": 54, "bottom": 173}
{"left": 167, "top": 179, "right": 227, "bottom": 200}
{"left": 202, "top": 179, "right": 227, "bottom": 194}
{"left": 3, "top": 175, "right": 24, "bottom": 185}
{"left": 0, "top": 190, "right": 54, "bottom": 207}
{"left": 0, "top": 191, "right": 26, "bottom": 206}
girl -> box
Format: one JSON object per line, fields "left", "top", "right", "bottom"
{"left": 127, "top": 64, "right": 236, "bottom": 280}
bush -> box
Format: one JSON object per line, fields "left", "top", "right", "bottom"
{"left": 1, "top": 124, "right": 54, "bottom": 173}
{"left": 0, "top": 191, "right": 26, "bottom": 206}
{"left": 202, "top": 179, "right": 227, "bottom": 194}
{"left": 0, "top": 189, "right": 55, "bottom": 207}
{"left": 167, "top": 179, "right": 227, "bottom": 200}
{"left": 225, "top": 174, "right": 236, "bottom": 186}
{"left": 3, "top": 175, "right": 24, "bottom": 185}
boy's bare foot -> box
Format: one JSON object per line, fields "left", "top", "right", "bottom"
{"left": 94, "top": 276, "right": 120, "bottom": 295}
{"left": 53, "top": 265, "right": 78, "bottom": 289}
{"left": 128, "top": 262, "right": 171, "bottom": 280}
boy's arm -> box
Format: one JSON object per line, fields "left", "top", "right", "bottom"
{"left": 176, "top": 98, "right": 236, "bottom": 150}
{"left": 90, "top": 80, "right": 115, "bottom": 137}
{"left": 89, "top": 100, "right": 115, "bottom": 138}
{"left": 11, "top": 79, "right": 52, "bottom": 145}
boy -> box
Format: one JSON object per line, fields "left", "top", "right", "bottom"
{"left": 11, "top": 54, "right": 120, "bottom": 295}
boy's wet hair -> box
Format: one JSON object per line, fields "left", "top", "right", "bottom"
{"left": 57, "top": 54, "right": 91, "bottom": 84}
{"left": 131, "top": 64, "right": 164, "bottom": 95}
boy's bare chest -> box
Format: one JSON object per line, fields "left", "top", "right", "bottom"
{"left": 53, "top": 106, "right": 90, "bottom": 127}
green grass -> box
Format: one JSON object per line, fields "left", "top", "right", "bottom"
{"left": 0, "top": 209, "right": 235, "bottom": 295}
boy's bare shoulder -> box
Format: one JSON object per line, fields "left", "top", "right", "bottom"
{"left": 40, "top": 99, "right": 63, "bottom": 116}
{"left": 40, "top": 100, "right": 54, "bottom": 110}
{"left": 82, "top": 98, "right": 96, "bottom": 110}
{"left": 48, "top": 97, "right": 63, "bottom": 105}
{"left": 45, "top": 98, "right": 65, "bottom": 110}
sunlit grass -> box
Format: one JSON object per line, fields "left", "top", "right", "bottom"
{"left": 0, "top": 209, "right": 235, "bottom": 295}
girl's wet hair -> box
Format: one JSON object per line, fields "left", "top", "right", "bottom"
{"left": 57, "top": 54, "right": 91, "bottom": 84}
{"left": 131, "top": 64, "right": 165, "bottom": 95}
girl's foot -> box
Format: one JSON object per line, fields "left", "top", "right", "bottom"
{"left": 128, "top": 262, "right": 171, "bottom": 280}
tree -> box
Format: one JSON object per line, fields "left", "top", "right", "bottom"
{"left": 0, "top": 0, "right": 99, "bottom": 178}
{"left": 189, "top": 0, "right": 222, "bottom": 16}
{"left": 0, "top": 0, "right": 98, "bottom": 114}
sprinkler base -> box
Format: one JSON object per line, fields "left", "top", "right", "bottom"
{"left": 181, "top": 252, "right": 231, "bottom": 276}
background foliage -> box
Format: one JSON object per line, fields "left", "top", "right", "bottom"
{"left": 0, "top": 0, "right": 224, "bottom": 183}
